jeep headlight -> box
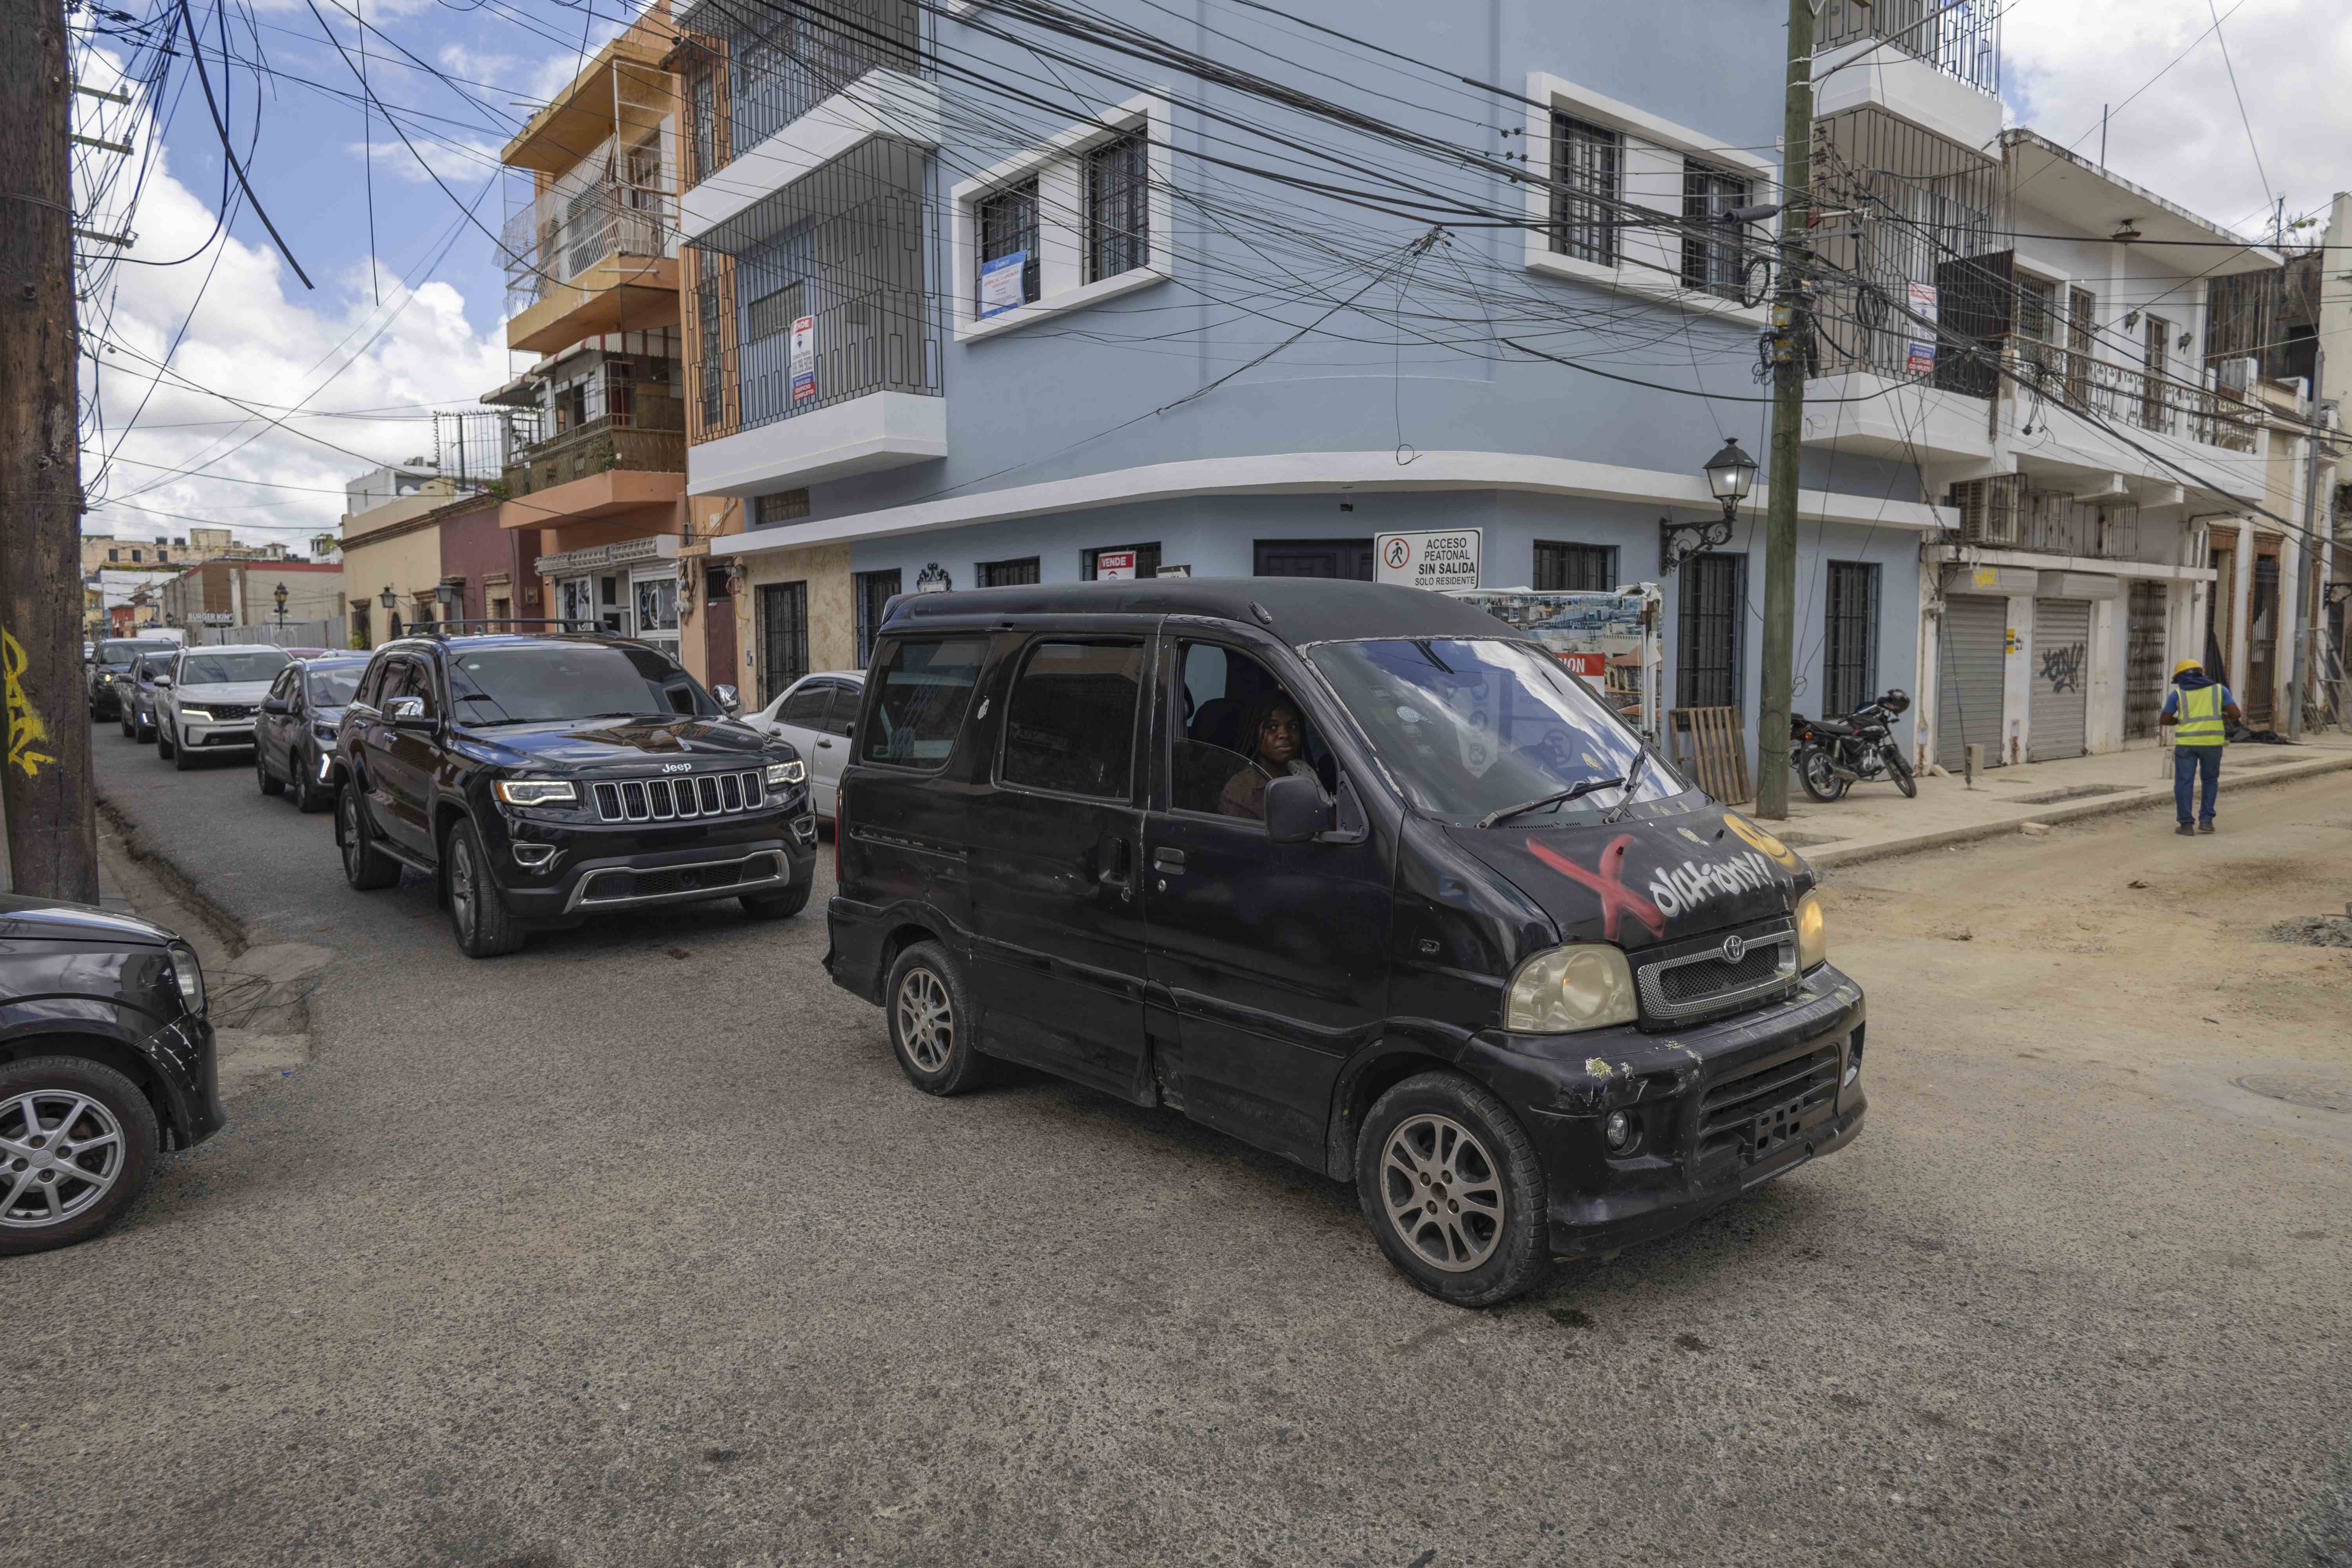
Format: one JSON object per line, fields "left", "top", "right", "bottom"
{"left": 1503, "top": 944, "right": 1637, "bottom": 1033}
{"left": 765, "top": 760, "right": 805, "bottom": 788}
{"left": 494, "top": 778, "right": 577, "bottom": 807}
{"left": 164, "top": 940, "right": 206, "bottom": 1016}
{"left": 1795, "top": 889, "right": 1828, "bottom": 972}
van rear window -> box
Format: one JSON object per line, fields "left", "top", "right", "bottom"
{"left": 862, "top": 637, "right": 988, "bottom": 767}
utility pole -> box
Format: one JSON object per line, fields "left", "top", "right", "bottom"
{"left": 0, "top": 0, "right": 99, "bottom": 902}
{"left": 1754, "top": 0, "right": 1820, "bottom": 820}
{"left": 2285, "top": 348, "right": 2329, "bottom": 742}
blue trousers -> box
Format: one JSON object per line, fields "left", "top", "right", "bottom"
{"left": 2174, "top": 744, "right": 2220, "bottom": 824}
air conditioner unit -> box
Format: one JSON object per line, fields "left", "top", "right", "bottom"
{"left": 1949, "top": 474, "right": 2023, "bottom": 547}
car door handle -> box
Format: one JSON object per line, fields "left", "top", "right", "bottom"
{"left": 817, "top": 739, "right": 833, "bottom": 748}
{"left": 1152, "top": 848, "right": 1185, "bottom": 872}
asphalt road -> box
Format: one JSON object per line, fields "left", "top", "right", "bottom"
{"left": 7, "top": 731, "right": 2350, "bottom": 1566}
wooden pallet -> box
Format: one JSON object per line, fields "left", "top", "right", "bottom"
{"left": 1668, "top": 706, "right": 1752, "bottom": 805}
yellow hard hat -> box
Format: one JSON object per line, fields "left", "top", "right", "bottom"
{"left": 2173, "top": 658, "right": 2202, "bottom": 675}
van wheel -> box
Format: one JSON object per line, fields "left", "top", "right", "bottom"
{"left": 885, "top": 942, "right": 990, "bottom": 1096}
{"left": 445, "top": 820, "right": 525, "bottom": 958}
{"left": 1355, "top": 1072, "right": 1550, "bottom": 1308}
{"left": 0, "top": 1056, "right": 160, "bottom": 1256}
{"left": 338, "top": 781, "right": 402, "bottom": 891}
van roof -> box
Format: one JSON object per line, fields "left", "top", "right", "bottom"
{"left": 882, "top": 577, "right": 1516, "bottom": 646}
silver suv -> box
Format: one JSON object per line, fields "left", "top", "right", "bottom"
{"left": 156, "top": 644, "right": 293, "bottom": 771}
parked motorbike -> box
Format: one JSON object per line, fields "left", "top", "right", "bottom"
{"left": 1790, "top": 690, "right": 1915, "bottom": 802}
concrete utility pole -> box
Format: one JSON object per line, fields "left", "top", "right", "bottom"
{"left": 1754, "top": 0, "right": 1820, "bottom": 820}
{"left": 0, "top": 0, "right": 98, "bottom": 902}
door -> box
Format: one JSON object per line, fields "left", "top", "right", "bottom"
{"left": 2125, "top": 580, "right": 2167, "bottom": 739}
{"left": 261, "top": 666, "right": 299, "bottom": 777}
{"left": 1253, "top": 539, "right": 1374, "bottom": 579}
{"left": 1677, "top": 552, "right": 1745, "bottom": 710}
{"left": 702, "top": 564, "right": 739, "bottom": 692}
{"left": 2246, "top": 555, "right": 2279, "bottom": 725}
{"left": 964, "top": 633, "right": 1153, "bottom": 1100}
{"left": 1142, "top": 637, "right": 1392, "bottom": 1169}
{"left": 370, "top": 656, "right": 440, "bottom": 854}
{"left": 1936, "top": 594, "right": 2007, "bottom": 769}
{"left": 2027, "top": 599, "right": 2091, "bottom": 761}
{"left": 808, "top": 679, "right": 858, "bottom": 814}
{"left": 759, "top": 581, "right": 809, "bottom": 704}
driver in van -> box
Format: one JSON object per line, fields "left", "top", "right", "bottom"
{"left": 1220, "top": 695, "right": 1327, "bottom": 820}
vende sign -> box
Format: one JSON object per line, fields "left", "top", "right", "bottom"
{"left": 1094, "top": 550, "right": 1139, "bottom": 579}
{"left": 1375, "top": 529, "right": 1481, "bottom": 590}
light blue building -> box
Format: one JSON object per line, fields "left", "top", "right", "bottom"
{"left": 673, "top": 0, "right": 1964, "bottom": 760}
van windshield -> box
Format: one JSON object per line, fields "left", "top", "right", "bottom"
{"left": 1305, "top": 638, "right": 1683, "bottom": 826}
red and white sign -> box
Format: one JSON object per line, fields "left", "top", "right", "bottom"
{"left": 1094, "top": 549, "right": 1139, "bottom": 580}
{"left": 1553, "top": 651, "right": 1608, "bottom": 677}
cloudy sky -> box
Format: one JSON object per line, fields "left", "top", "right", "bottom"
{"left": 71, "top": 0, "right": 2352, "bottom": 553}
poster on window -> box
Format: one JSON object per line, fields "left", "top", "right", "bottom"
{"left": 1094, "top": 549, "right": 1138, "bottom": 580}
{"left": 1907, "top": 281, "right": 1939, "bottom": 324}
{"left": 789, "top": 316, "right": 817, "bottom": 402}
{"left": 978, "top": 251, "right": 1027, "bottom": 318}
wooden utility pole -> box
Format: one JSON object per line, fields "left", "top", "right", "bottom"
{"left": 0, "top": 0, "right": 98, "bottom": 902}
{"left": 1754, "top": 0, "right": 1820, "bottom": 820}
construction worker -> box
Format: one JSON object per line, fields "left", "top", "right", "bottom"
{"left": 2159, "top": 657, "right": 2241, "bottom": 836}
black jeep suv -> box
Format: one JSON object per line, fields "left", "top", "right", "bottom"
{"left": 327, "top": 630, "right": 817, "bottom": 957}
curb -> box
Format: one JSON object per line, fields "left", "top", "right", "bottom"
{"left": 93, "top": 793, "right": 249, "bottom": 957}
{"left": 1806, "top": 751, "right": 2352, "bottom": 871}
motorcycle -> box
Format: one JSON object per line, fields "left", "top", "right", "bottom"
{"left": 1790, "top": 690, "right": 1916, "bottom": 802}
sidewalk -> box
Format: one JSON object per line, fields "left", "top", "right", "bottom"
{"left": 1771, "top": 731, "right": 2352, "bottom": 869}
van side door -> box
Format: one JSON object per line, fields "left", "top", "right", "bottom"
{"left": 1140, "top": 633, "right": 1396, "bottom": 1167}
{"left": 963, "top": 625, "right": 1155, "bottom": 1103}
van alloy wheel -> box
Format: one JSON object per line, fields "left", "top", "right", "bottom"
{"left": 0, "top": 1089, "right": 127, "bottom": 1230}
{"left": 896, "top": 967, "right": 953, "bottom": 1072}
{"left": 1379, "top": 1113, "right": 1505, "bottom": 1272}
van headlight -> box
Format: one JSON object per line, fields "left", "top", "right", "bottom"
{"left": 1796, "top": 890, "right": 1828, "bottom": 972}
{"left": 494, "top": 778, "right": 577, "bottom": 807}
{"left": 1503, "top": 944, "right": 1637, "bottom": 1033}
{"left": 163, "top": 940, "right": 206, "bottom": 1016}
{"left": 765, "top": 760, "right": 805, "bottom": 788}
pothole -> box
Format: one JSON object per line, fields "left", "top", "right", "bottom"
{"left": 2010, "top": 785, "right": 2136, "bottom": 805}
{"left": 2233, "top": 1069, "right": 2352, "bottom": 1113}
{"left": 2264, "top": 915, "right": 2352, "bottom": 949}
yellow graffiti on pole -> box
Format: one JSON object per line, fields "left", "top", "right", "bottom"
{"left": 3, "top": 628, "right": 60, "bottom": 779}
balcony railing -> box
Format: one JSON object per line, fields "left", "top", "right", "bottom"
{"left": 2019, "top": 347, "right": 2259, "bottom": 454}
{"left": 503, "top": 138, "right": 677, "bottom": 317}
{"left": 1818, "top": 0, "right": 1999, "bottom": 94}
{"left": 502, "top": 407, "right": 688, "bottom": 500}
{"left": 676, "top": 0, "right": 917, "bottom": 182}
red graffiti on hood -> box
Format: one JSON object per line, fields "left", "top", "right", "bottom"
{"left": 1523, "top": 834, "right": 1668, "bottom": 943}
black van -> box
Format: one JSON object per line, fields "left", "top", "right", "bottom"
{"left": 824, "top": 579, "right": 1864, "bottom": 1307}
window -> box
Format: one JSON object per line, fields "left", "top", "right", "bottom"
{"left": 1534, "top": 541, "right": 1615, "bottom": 592}
{"left": 107, "top": 548, "right": 119, "bottom": 562}
{"left": 2013, "top": 275, "right": 2059, "bottom": 376}
{"left": 2065, "top": 286, "right": 2095, "bottom": 404}
{"left": 978, "top": 557, "right": 1040, "bottom": 586}
{"left": 1084, "top": 543, "right": 1160, "bottom": 580}
{"left": 689, "top": 60, "right": 718, "bottom": 182}
{"left": 1085, "top": 127, "right": 1149, "bottom": 283}
{"left": 1677, "top": 552, "right": 1746, "bottom": 711}
{"left": 1822, "top": 562, "right": 1879, "bottom": 717}
{"left": 976, "top": 178, "right": 1040, "bottom": 312}
{"left": 2143, "top": 314, "right": 2170, "bottom": 428}
{"left": 1000, "top": 640, "right": 1145, "bottom": 798}
{"left": 354, "top": 658, "right": 390, "bottom": 709}
{"left": 307, "top": 665, "right": 364, "bottom": 706}
{"left": 819, "top": 682, "right": 858, "bottom": 737}
{"left": 861, "top": 636, "right": 987, "bottom": 767}
{"left": 777, "top": 683, "right": 832, "bottom": 730}
{"left": 855, "top": 568, "right": 902, "bottom": 666}
{"left": 1171, "top": 641, "right": 1335, "bottom": 821}
{"left": 129, "top": 549, "right": 142, "bottom": 563}
{"left": 755, "top": 490, "right": 810, "bottom": 527}
{"left": 1680, "top": 160, "right": 1751, "bottom": 299}
{"left": 1550, "top": 114, "right": 1620, "bottom": 265}
{"left": 747, "top": 280, "right": 804, "bottom": 344}
{"left": 697, "top": 283, "right": 725, "bottom": 430}
{"left": 760, "top": 581, "right": 809, "bottom": 702}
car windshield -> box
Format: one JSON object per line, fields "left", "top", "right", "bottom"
{"left": 97, "top": 641, "right": 172, "bottom": 669}
{"left": 1305, "top": 637, "right": 1684, "bottom": 826}
{"left": 445, "top": 643, "right": 714, "bottom": 724}
{"left": 178, "top": 650, "right": 292, "bottom": 684}
{"left": 307, "top": 666, "right": 365, "bottom": 706}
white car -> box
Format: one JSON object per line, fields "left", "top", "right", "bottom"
{"left": 156, "top": 644, "right": 294, "bottom": 772}
{"left": 745, "top": 671, "right": 862, "bottom": 818}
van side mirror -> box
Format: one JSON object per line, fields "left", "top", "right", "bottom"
{"left": 713, "top": 684, "right": 741, "bottom": 715}
{"left": 1264, "top": 773, "right": 1327, "bottom": 844}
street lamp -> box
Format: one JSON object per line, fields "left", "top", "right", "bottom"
{"left": 1662, "top": 438, "right": 1758, "bottom": 574}
{"left": 378, "top": 584, "right": 397, "bottom": 610}
{"left": 272, "top": 581, "right": 289, "bottom": 639}
{"left": 1702, "top": 437, "right": 1758, "bottom": 523}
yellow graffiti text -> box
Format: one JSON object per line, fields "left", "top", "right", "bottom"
{"left": 3, "top": 628, "right": 60, "bottom": 779}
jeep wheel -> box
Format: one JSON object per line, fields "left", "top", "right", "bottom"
{"left": 256, "top": 747, "right": 284, "bottom": 796}
{"left": 0, "top": 1057, "right": 160, "bottom": 1256}
{"left": 740, "top": 876, "right": 810, "bottom": 920}
{"left": 885, "top": 942, "right": 990, "bottom": 1096}
{"left": 1356, "top": 1072, "right": 1550, "bottom": 1308}
{"left": 338, "top": 781, "right": 401, "bottom": 891}
{"left": 445, "top": 820, "right": 524, "bottom": 958}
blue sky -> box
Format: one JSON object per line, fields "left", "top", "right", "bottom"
{"left": 71, "top": 0, "right": 2352, "bottom": 552}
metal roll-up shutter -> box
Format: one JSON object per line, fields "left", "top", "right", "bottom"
{"left": 2028, "top": 598, "right": 2091, "bottom": 761}
{"left": 1936, "top": 595, "right": 2007, "bottom": 769}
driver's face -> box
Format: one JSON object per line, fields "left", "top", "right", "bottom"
{"left": 1257, "top": 707, "right": 1301, "bottom": 764}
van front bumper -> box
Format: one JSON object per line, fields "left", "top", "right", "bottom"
{"left": 1463, "top": 966, "right": 1867, "bottom": 1261}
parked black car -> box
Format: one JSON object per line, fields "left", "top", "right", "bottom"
{"left": 118, "top": 650, "right": 174, "bottom": 742}
{"left": 256, "top": 653, "right": 370, "bottom": 812}
{"left": 327, "top": 630, "right": 818, "bottom": 957}
{"left": 826, "top": 578, "right": 1865, "bottom": 1308}
{"left": 0, "top": 894, "right": 223, "bottom": 1254}
{"left": 87, "top": 637, "right": 178, "bottom": 722}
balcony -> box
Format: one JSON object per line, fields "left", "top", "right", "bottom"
{"left": 503, "top": 150, "right": 680, "bottom": 354}
{"left": 1818, "top": 0, "right": 1998, "bottom": 94}
{"left": 2018, "top": 347, "right": 2259, "bottom": 454}
{"left": 675, "top": 0, "right": 918, "bottom": 183}
{"left": 502, "top": 372, "right": 688, "bottom": 505}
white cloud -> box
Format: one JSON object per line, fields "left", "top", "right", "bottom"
{"left": 345, "top": 134, "right": 509, "bottom": 186}
{"left": 2004, "top": 0, "right": 2352, "bottom": 237}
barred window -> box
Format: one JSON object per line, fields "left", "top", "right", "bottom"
{"left": 976, "top": 178, "right": 1041, "bottom": 311}
{"left": 755, "top": 490, "right": 810, "bottom": 526}
{"left": 1084, "top": 128, "right": 1149, "bottom": 282}
{"left": 1534, "top": 541, "right": 1615, "bottom": 592}
{"left": 697, "top": 283, "right": 725, "bottom": 430}
{"left": 689, "top": 63, "right": 718, "bottom": 183}
{"left": 747, "top": 280, "right": 804, "bottom": 344}
{"left": 1550, "top": 114, "right": 1620, "bottom": 266}
{"left": 1680, "top": 160, "right": 1751, "bottom": 298}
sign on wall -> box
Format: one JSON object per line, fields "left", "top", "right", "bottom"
{"left": 1094, "top": 549, "right": 1138, "bottom": 580}
{"left": 789, "top": 316, "right": 817, "bottom": 403}
{"left": 1375, "top": 529, "right": 1481, "bottom": 590}
{"left": 978, "top": 251, "right": 1027, "bottom": 319}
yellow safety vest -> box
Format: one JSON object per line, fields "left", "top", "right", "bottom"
{"left": 2174, "top": 683, "right": 2226, "bottom": 746}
